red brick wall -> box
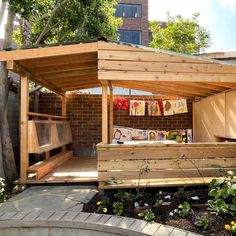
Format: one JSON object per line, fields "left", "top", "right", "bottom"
{"left": 36, "top": 93, "right": 193, "bottom": 157}
{"left": 118, "top": 0, "right": 149, "bottom": 46}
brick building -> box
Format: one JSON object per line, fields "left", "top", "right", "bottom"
{"left": 114, "top": 0, "right": 149, "bottom": 46}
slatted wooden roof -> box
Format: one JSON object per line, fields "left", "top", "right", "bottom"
{"left": 1, "top": 39, "right": 236, "bottom": 97}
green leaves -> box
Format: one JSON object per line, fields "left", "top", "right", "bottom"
{"left": 149, "top": 13, "right": 211, "bottom": 54}
{"left": 11, "top": 0, "right": 122, "bottom": 46}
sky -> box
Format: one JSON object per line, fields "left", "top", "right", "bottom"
{"left": 149, "top": 0, "right": 236, "bottom": 52}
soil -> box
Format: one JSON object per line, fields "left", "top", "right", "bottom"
{"left": 83, "top": 187, "right": 233, "bottom": 236}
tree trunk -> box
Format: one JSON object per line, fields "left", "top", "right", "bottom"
{"left": 0, "top": 5, "right": 18, "bottom": 185}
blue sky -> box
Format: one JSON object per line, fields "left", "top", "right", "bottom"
{"left": 149, "top": 0, "right": 236, "bottom": 52}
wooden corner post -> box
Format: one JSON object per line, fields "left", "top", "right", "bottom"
{"left": 20, "top": 75, "right": 29, "bottom": 182}
{"left": 102, "top": 84, "right": 108, "bottom": 144}
{"left": 109, "top": 82, "right": 113, "bottom": 144}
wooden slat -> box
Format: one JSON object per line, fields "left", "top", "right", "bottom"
{"left": 98, "top": 168, "right": 233, "bottom": 181}
{"left": 28, "top": 112, "right": 66, "bottom": 119}
{"left": 113, "top": 81, "right": 196, "bottom": 98}
{"left": 20, "top": 75, "right": 29, "bottom": 182}
{"left": 99, "top": 177, "right": 217, "bottom": 189}
{"left": 98, "top": 60, "right": 236, "bottom": 74}
{"left": 33, "top": 61, "right": 97, "bottom": 75}
{"left": 28, "top": 151, "right": 73, "bottom": 180}
{"left": 98, "top": 49, "right": 211, "bottom": 64}
{"left": 98, "top": 158, "right": 236, "bottom": 171}
{"left": 97, "top": 145, "right": 236, "bottom": 160}
{"left": 43, "top": 68, "right": 98, "bottom": 80}
{"left": 19, "top": 53, "right": 97, "bottom": 69}
{"left": 118, "top": 81, "right": 212, "bottom": 96}
{"left": 99, "top": 70, "right": 236, "bottom": 83}
{"left": 0, "top": 42, "right": 98, "bottom": 61}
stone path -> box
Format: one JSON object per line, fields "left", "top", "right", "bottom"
{"left": 0, "top": 185, "right": 97, "bottom": 212}
{"left": 0, "top": 186, "right": 202, "bottom": 236}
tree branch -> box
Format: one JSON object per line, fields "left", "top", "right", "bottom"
{"left": 34, "top": 0, "right": 68, "bottom": 45}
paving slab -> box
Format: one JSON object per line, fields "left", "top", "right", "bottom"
{"left": 0, "top": 185, "right": 97, "bottom": 212}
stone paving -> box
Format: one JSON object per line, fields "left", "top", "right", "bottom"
{"left": 0, "top": 185, "right": 202, "bottom": 236}
{"left": 0, "top": 185, "right": 98, "bottom": 212}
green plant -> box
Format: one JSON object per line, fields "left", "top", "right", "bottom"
{"left": 207, "top": 167, "right": 236, "bottom": 215}
{"left": 138, "top": 209, "right": 155, "bottom": 222}
{"left": 0, "top": 178, "right": 6, "bottom": 203}
{"left": 114, "top": 190, "right": 135, "bottom": 202}
{"left": 177, "top": 202, "right": 193, "bottom": 218}
{"left": 154, "top": 199, "right": 163, "bottom": 207}
{"left": 194, "top": 217, "right": 209, "bottom": 230}
{"left": 207, "top": 199, "right": 229, "bottom": 214}
{"left": 96, "top": 195, "right": 110, "bottom": 214}
{"left": 225, "top": 221, "right": 236, "bottom": 235}
{"left": 112, "top": 202, "right": 124, "bottom": 216}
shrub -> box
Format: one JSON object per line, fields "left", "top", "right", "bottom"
{"left": 207, "top": 168, "right": 236, "bottom": 215}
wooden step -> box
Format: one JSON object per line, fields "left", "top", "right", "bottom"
{"left": 28, "top": 151, "right": 73, "bottom": 180}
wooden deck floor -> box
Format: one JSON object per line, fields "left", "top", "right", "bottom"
{"left": 27, "top": 158, "right": 98, "bottom": 184}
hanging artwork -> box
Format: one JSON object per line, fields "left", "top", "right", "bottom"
{"left": 113, "top": 126, "right": 132, "bottom": 142}
{"left": 187, "top": 129, "right": 192, "bottom": 143}
{"left": 166, "top": 130, "right": 182, "bottom": 143}
{"left": 132, "top": 128, "right": 148, "bottom": 140}
{"left": 163, "top": 100, "right": 175, "bottom": 116}
{"left": 147, "top": 101, "right": 162, "bottom": 116}
{"left": 148, "top": 130, "right": 158, "bottom": 141}
{"left": 113, "top": 97, "right": 129, "bottom": 110}
{"left": 156, "top": 131, "right": 167, "bottom": 141}
{"left": 173, "top": 99, "right": 188, "bottom": 114}
{"left": 130, "top": 100, "right": 145, "bottom": 116}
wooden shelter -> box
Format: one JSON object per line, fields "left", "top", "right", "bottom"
{"left": 1, "top": 39, "right": 236, "bottom": 188}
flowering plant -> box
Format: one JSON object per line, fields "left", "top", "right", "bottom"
{"left": 225, "top": 221, "right": 236, "bottom": 235}
{"left": 113, "top": 97, "right": 129, "bottom": 110}
{"left": 96, "top": 195, "right": 110, "bottom": 214}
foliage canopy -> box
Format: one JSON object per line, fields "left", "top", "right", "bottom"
{"left": 149, "top": 13, "right": 211, "bottom": 54}
{"left": 10, "top": 0, "right": 122, "bottom": 46}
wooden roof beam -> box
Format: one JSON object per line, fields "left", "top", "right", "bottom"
{"left": 14, "top": 62, "right": 66, "bottom": 96}
{"left": 113, "top": 81, "right": 197, "bottom": 98}
{"left": 126, "top": 81, "right": 209, "bottom": 97}
{"left": 99, "top": 70, "right": 236, "bottom": 83}
{"left": 0, "top": 42, "right": 98, "bottom": 61}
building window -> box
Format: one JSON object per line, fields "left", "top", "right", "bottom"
{"left": 118, "top": 30, "right": 142, "bottom": 44}
{"left": 114, "top": 4, "right": 142, "bottom": 18}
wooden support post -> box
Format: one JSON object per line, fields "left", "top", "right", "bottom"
{"left": 109, "top": 82, "right": 113, "bottom": 144}
{"left": 61, "top": 96, "right": 67, "bottom": 151}
{"left": 102, "top": 84, "right": 108, "bottom": 144}
{"left": 20, "top": 75, "right": 29, "bottom": 182}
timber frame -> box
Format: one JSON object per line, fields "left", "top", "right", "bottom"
{"left": 1, "top": 39, "right": 236, "bottom": 186}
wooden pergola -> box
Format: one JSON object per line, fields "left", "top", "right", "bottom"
{"left": 1, "top": 39, "right": 236, "bottom": 186}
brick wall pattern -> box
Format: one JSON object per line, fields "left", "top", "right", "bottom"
{"left": 36, "top": 93, "right": 193, "bottom": 157}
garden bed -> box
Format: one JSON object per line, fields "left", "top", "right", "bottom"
{"left": 83, "top": 186, "right": 233, "bottom": 236}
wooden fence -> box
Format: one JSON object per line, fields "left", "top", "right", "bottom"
{"left": 97, "top": 142, "right": 236, "bottom": 189}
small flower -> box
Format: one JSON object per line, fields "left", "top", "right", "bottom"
{"left": 164, "top": 195, "right": 171, "bottom": 200}
{"left": 225, "top": 224, "right": 231, "bottom": 230}
{"left": 191, "top": 196, "right": 200, "bottom": 201}
{"left": 169, "top": 211, "right": 174, "bottom": 216}
{"left": 234, "top": 223, "right": 236, "bottom": 228}
{"left": 174, "top": 209, "right": 178, "bottom": 213}
{"left": 103, "top": 208, "right": 107, "bottom": 213}
{"left": 232, "top": 221, "right": 235, "bottom": 225}
{"left": 96, "top": 201, "right": 102, "bottom": 206}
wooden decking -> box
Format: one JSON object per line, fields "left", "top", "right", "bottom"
{"left": 26, "top": 158, "right": 98, "bottom": 184}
